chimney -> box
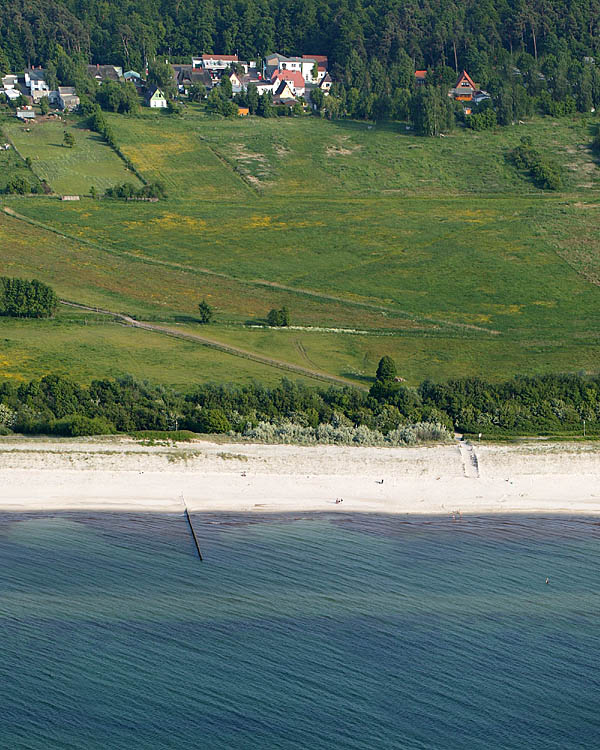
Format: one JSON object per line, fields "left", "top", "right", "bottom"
{"left": 97, "top": 63, "right": 100, "bottom": 70}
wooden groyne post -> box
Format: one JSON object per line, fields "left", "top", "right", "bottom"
{"left": 182, "top": 497, "right": 203, "bottom": 561}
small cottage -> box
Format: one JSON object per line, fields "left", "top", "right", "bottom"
{"left": 145, "top": 86, "right": 168, "bottom": 108}
{"left": 58, "top": 87, "right": 80, "bottom": 111}
{"left": 451, "top": 70, "right": 477, "bottom": 101}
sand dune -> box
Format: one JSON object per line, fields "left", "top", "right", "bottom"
{"left": 0, "top": 437, "right": 599, "bottom": 515}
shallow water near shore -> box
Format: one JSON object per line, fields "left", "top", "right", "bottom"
{"left": 1, "top": 511, "right": 598, "bottom": 749}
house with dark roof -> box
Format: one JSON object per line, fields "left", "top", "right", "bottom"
{"left": 272, "top": 80, "right": 296, "bottom": 104}
{"left": 58, "top": 86, "right": 80, "bottom": 111}
{"left": 88, "top": 64, "right": 123, "bottom": 84}
{"left": 319, "top": 72, "right": 332, "bottom": 93}
{"left": 24, "top": 68, "right": 49, "bottom": 101}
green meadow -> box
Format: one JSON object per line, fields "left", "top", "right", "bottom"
{"left": 4, "top": 118, "right": 141, "bottom": 194}
{"left": 1, "top": 108, "right": 600, "bottom": 387}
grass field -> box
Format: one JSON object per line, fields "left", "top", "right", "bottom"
{"left": 4, "top": 118, "right": 141, "bottom": 194}
{"left": 0, "top": 308, "right": 319, "bottom": 387}
{"left": 2, "top": 109, "right": 600, "bottom": 387}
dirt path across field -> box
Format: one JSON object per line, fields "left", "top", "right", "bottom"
{"left": 60, "top": 299, "right": 365, "bottom": 389}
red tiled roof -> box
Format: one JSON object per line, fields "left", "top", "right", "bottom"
{"left": 455, "top": 69, "right": 476, "bottom": 89}
{"left": 303, "top": 54, "right": 328, "bottom": 63}
{"left": 271, "top": 69, "right": 305, "bottom": 88}
{"left": 415, "top": 70, "right": 427, "bottom": 79}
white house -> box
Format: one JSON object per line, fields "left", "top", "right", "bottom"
{"left": 255, "top": 81, "right": 275, "bottom": 96}
{"left": 302, "top": 55, "right": 328, "bottom": 82}
{"left": 24, "top": 68, "right": 49, "bottom": 100}
{"left": 1, "top": 74, "right": 18, "bottom": 89}
{"left": 145, "top": 86, "right": 168, "bottom": 108}
{"left": 193, "top": 54, "right": 238, "bottom": 73}
{"left": 229, "top": 71, "right": 244, "bottom": 93}
{"left": 271, "top": 69, "right": 305, "bottom": 96}
{"left": 2, "top": 88, "right": 21, "bottom": 101}
{"left": 265, "top": 54, "right": 303, "bottom": 77}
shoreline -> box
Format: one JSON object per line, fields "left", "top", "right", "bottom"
{"left": 0, "top": 437, "right": 599, "bottom": 516}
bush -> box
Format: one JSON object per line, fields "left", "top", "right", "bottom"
{"left": 3, "top": 176, "right": 31, "bottom": 195}
{"left": 267, "top": 306, "right": 291, "bottom": 326}
{"left": 509, "top": 138, "right": 562, "bottom": 190}
{"left": 195, "top": 408, "right": 231, "bottom": 434}
{"left": 51, "top": 414, "right": 116, "bottom": 437}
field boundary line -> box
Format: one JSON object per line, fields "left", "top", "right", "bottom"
{"left": 197, "top": 135, "right": 260, "bottom": 196}
{"left": 1, "top": 205, "right": 499, "bottom": 336}
{"left": 60, "top": 299, "right": 366, "bottom": 389}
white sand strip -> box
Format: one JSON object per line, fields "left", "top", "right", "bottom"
{"left": 0, "top": 438, "right": 599, "bottom": 515}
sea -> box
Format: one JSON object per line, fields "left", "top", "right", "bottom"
{"left": 0, "top": 511, "right": 598, "bottom": 749}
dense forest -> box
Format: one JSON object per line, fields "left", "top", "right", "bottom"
{"left": 3, "top": 0, "right": 600, "bottom": 127}
{"left": 2, "top": 0, "right": 600, "bottom": 73}
{"left": 1, "top": 372, "right": 599, "bottom": 441}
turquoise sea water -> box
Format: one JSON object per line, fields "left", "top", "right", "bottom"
{"left": 1, "top": 512, "right": 599, "bottom": 749}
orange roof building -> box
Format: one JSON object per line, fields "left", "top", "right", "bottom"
{"left": 452, "top": 70, "right": 477, "bottom": 100}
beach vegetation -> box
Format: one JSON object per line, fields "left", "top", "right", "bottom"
{"left": 3, "top": 372, "right": 600, "bottom": 440}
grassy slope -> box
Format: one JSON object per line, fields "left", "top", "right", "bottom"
{"left": 0, "top": 307, "right": 320, "bottom": 387}
{"left": 1, "top": 108, "right": 600, "bottom": 386}
{"left": 4, "top": 118, "right": 141, "bottom": 194}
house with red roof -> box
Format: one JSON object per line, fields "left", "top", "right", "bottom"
{"left": 271, "top": 69, "right": 305, "bottom": 97}
{"left": 414, "top": 70, "right": 427, "bottom": 85}
{"left": 450, "top": 70, "right": 477, "bottom": 101}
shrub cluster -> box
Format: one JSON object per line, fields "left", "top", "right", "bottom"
{"left": 240, "top": 418, "right": 450, "bottom": 446}
{"left": 2, "top": 175, "right": 42, "bottom": 195}
{"left": 104, "top": 181, "right": 167, "bottom": 200}
{"left": 509, "top": 137, "right": 562, "bottom": 190}
{"left": 467, "top": 107, "right": 497, "bottom": 130}
{"left": 0, "top": 277, "right": 58, "bottom": 318}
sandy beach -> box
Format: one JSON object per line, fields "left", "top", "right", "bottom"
{"left": 0, "top": 436, "right": 599, "bottom": 515}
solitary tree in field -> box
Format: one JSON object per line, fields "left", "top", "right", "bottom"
{"left": 39, "top": 96, "right": 50, "bottom": 115}
{"left": 63, "top": 131, "right": 75, "bottom": 148}
{"left": 376, "top": 356, "right": 397, "bottom": 382}
{"left": 198, "top": 299, "right": 213, "bottom": 324}
{"left": 267, "top": 307, "right": 291, "bottom": 327}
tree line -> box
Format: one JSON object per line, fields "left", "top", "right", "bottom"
{"left": 0, "top": 277, "right": 58, "bottom": 318}
{"left": 1, "top": 367, "right": 600, "bottom": 439}
{"left": 2, "top": 1, "right": 600, "bottom": 132}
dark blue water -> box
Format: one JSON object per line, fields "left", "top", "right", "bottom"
{"left": 0, "top": 512, "right": 598, "bottom": 749}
